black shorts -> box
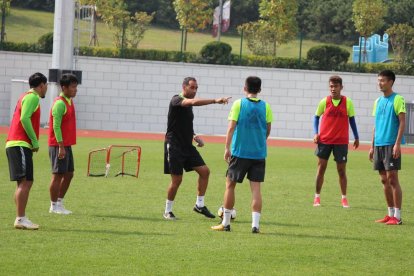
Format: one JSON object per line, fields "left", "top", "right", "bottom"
{"left": 164, "top": 141, "right": 205, "bottom": 175}
{"left": 315, "top": 143, "right": 348, "bottom": 163}
{"left": 226, "top": 156, "right": 265, "bottom": 183}
{"left": 49, "top": 146, "right": 75, "bottom": 174}
{"left": 6, "top": 146, "right": 34, "bottom": 181}
{"left": 374, "top": 145, "right": 401, "bottom": 171}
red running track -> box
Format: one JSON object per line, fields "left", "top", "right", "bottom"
{"left": 1, "top": 126, "right": 413, "bottom": 154}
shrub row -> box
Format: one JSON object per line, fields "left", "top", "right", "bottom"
{"left": 1, "top": 41, "right": 413, "bottom": 76}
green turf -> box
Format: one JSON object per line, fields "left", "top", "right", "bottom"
{"left": 5, "top": 7, "right": 351, "bottom": 58}
{"left": 0, "top": 134, "right": 413, "bottom": 275}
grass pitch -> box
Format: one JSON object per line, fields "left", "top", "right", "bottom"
{"left": 0, "top": 134, "right": 413, "bottom": 275}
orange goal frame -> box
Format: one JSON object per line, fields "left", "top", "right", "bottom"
{"left": 87, "top": 145, "right": 141, "bottom": 178}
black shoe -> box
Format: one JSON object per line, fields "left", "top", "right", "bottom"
{"left": 252, "top": 227, "right": 260, "bottom": 234}
{"left": 193, "top": 205, "right": 216, "bottom": 218}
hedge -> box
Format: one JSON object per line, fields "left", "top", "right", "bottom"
{"left": 1, "top": 41, "right": 413, "bottom": 76}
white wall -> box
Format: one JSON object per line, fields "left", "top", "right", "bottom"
{"left": 1, "top": 51, "right": 414, "bottom": 141}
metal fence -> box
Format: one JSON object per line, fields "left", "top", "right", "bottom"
{"left": 405, "top": 102, "right": 414, "bottom": 144}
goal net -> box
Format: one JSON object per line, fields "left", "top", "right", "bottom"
{"left": 87, "top": 145, "right": 141, "bottom": 178}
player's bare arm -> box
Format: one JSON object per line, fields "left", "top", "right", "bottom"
{"left": 181, "top": 97, "right": 232, "bottom": 107}
{"left": 224, "top": 120, "right": 237, "bottom": 163}
{"left": 393, "top": 113, "right": 406, "bottom": 159}
{"left": 369, "top": 127, "right": 375, "bottom": 162}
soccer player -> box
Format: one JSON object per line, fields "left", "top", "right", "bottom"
{"left": 211, "top": 76, "right": 272, "bottom": 233}
{"left": 369, "top": 70, "right": 406, "bottom": 225}
{"left": 313, "top": 75, "right": 359, "bottom": 208}
{"left": 6, "top": 72, "right": 48, "bottom": 230}
{"left": 163, "top": 77, "right": 231, "bottom": 220}
{"left": 48, "top": 74, "right": 78, "bottom": 214}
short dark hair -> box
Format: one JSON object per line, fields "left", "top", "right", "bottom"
{"left": 60, "top": 73, "right": 78, "bottom": 87}
{"left": 183, "top": 77, "right": 197, "bottom": 86}
{"left": 245, "top": 76, "right": 261, "bottom": 93}
{"left": 29, "top": 72, "right": 47, "bottom": 88}
{"left": 329, "top": 75, "right": 342, "bottom": 86}
{"left": 378, "top": 70, "right": 396, "bottom": 83}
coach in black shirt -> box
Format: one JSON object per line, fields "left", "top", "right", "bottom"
{"left": 163, "top": 77, "right": 231, "bottom": 220}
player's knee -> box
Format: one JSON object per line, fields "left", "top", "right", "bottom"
{"left": 199, "top": 167, "right": 210, "bottom": 178}
{"left": 337, "top": 169, "right": 346, "bottom": 178}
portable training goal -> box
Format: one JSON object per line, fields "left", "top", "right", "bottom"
{"left": 87, "top": 145, "right": 141, "bottom": 178}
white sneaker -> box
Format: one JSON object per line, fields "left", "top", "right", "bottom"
{"left": 49, "top": 206, "right": 59, "bottom": 214}
{"left": 14, "top": 217, "right": 39, "bottom": 230}
{"left": 57, "top": 205, "right": 72, "bottom": 215}
{"left": 49, "top": 205, "right": 72, "bottom": 215}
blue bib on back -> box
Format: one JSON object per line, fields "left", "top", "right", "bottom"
{"left": 231, "top": 98, "right": 267, "bottom": 159}
{"left": 374, "top": 93, "right": 404, "bottom": 146}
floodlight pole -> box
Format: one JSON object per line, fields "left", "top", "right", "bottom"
{"left": 46, "top": 0, "right": 77, "bottom": 127}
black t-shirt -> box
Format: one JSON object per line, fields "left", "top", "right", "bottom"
{"left": 165, "top": 94, "right": 194, "bottom": 148}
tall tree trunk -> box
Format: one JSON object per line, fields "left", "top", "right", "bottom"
{"left": 184, "top": 29, "right": 188, "bottom": 51}
{"left": 363, "top": 36, "right": 367, "bottom": 63}
{"left": 89, "top": 7, "right": 99, "bottom": 46}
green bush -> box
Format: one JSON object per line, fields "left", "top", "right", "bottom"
{"left": 78, "top": 47, "right": 198, "bottom": 63}
{"left": 238, "top": 55, "right": 308, "bottom": 69}
{"left": 307, "top": 45, "right": 350, "bottom": 71}
{"left": 343, "top": 62, "right": 414, "bottom": 75}
{"left": 0, "top": 41, "right": 40, "bottom": 52}
{"left": 1, "top": 41, "right": 414, "bottom": 76}
{"left": 200, "top": 41, "right": 232, "bottom": 64}
{"left": 38, "top": 32, "right": 53, "bottom": 53}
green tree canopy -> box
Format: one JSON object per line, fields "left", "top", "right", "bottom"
{"left": 386, "top": 23, "right": 414, "bottom": 64}
{"left": 384, "top": 0, "right": 414, "bottom": 29}
{"left": 299, "top": 0, "right": 358, "bottom": 44}
{"left": 352, "top": 0, "right": 387, "bottom": 62}
{"left": 239, "top": 0, "right": 297, "bottom": 56}
{"left": 352, "top": 0, "right": 387, "bottom": 38}
{"left": 173, "top": 0, "right": 212, "bottom": 51}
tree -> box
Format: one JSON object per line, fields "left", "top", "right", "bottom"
{"left": 352, "top": 0, "right": 387, "bottom": 62}
{"left": 299, "top": 0, "right": 358, "bottom": 44}
{"left": 238, "top": 22, "right": 274, "bottom": 56}
{"left": 384, "top": 0, "right": 414, "bottom": 29}
{"left": 11, "top": 0, "right": 54, "bottom": 12}
{"left": 386, "top": 23, "right": 414, "bottom": 64}
{"left": 230, "top": 0, "right": 259, "bottom": 30}
{"left": 128, "top": 11, "right": 154, "bottom": 48}
{"left": 239, "top": 0, "right": 297, "bottom": 56}
{"left": 1, "top": 0, "right": 11, "bottom": 43}
{"left": 173, "top": 0, "right": 212, "bottom": 51}
{"left": 99, "top": 0, "right": 130, "bottom": 49}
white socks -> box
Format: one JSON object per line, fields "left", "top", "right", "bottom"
{"left": 222, "top": 208, "right": 232, "bottom": 226}
{"left": 57, "top": 198, "right": 64, "bottom": 207}
{"left": 341, "top": 195, "right": 347, "bottom": 199}
{"left": 196, "top": 196, "right": 205, "bottom": 208}
{"left": 388, "top": 207, "right": 395, "bottom": 217}
{"left": 252, "top": 212, "right": 261, "bottom": 229}
{"left": 165, "top": 200, "right": 174, "bottom": 213}
{"left": 394, "top": 208, "right": 401, "bottom": 220}
{"left": 315, "top": 193, "right": 320, "bottom": 198}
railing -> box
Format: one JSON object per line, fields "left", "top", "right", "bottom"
{"left": 405, "top": 102, "right": 414, "bottom": 144}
